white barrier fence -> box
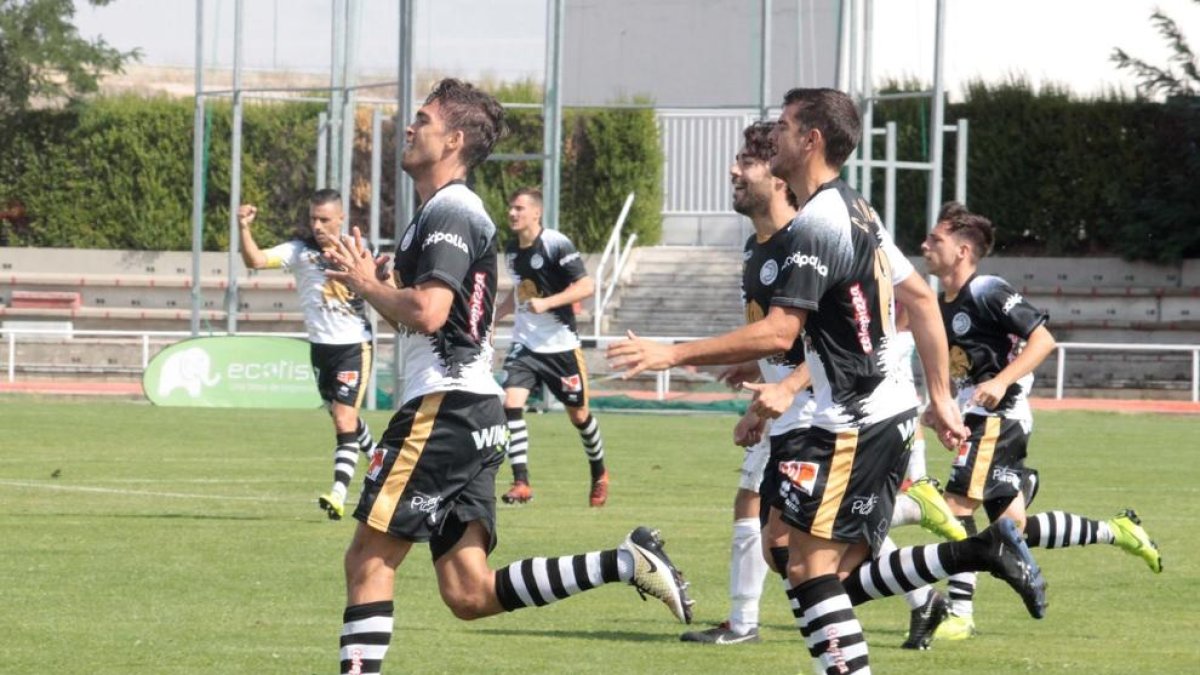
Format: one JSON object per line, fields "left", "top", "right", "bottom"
{"left": 2, "top": 328, "right": 1199, "bottom": 403}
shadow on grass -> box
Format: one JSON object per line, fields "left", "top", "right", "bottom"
{"left": 474, "top": 627, "right": 668, "bottom": 643}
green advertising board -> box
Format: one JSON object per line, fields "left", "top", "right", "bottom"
{"left": 143, "top": 336, "right": 322, "bottom": 408}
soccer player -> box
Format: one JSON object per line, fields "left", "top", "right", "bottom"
{"left": 921, "top": 202, "right": 1163, "bottom": 641}
{"left": 679, "top": 121, "right": 814, "bottom": 645}
{"left": 609, "top": 88, "right": 1046, "bottom": 674}
{"left": 236, "top": 191, "right": 375, "bottom": 520}
{"left": 322, "top": 78, "right": 692, "bottom": 675}
{"left": 495, "top": 187, "right": 608, "bottom": 507}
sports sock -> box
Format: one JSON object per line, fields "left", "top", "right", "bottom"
{"left": 573, "top": 414, "right": 606, "bottom": 481}
{"left": 1024, "top": 511, "right": 1112, "bottom": 548}
{"left": 792, "top": 574, "right": 870, "bottom": 674}
{"left": 504, "top": 407, "right": 530, "bottom": 483}
{"left": 946, "top": 516, "right": 978, "bottom": 616}
{"left": 493, "top": 549, "right": 624, "bottom": 611}
{"left": 355, "top": 418, "right": 375, "bottom": 454}
{"left": 878, "top": 535, "right": 933, "bottom": 610}
{"left": 890, "top": 493, "right": 923, "bottom": 528}
{"left": 332, "top": 432, "right": 359, "bottom": 501}
{"left": 340, "top": 600, "right": 393, "bottom": 675}
{"left": 728, "top": 518, "right": 767, "bottom": 634}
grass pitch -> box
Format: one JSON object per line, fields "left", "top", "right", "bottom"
{"left": 0, "top": 399, "right": 1196, "bottom": 674}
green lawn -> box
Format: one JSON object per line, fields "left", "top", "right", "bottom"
{"left": 0, "top": 399, "right": 1196, "bottom": 674}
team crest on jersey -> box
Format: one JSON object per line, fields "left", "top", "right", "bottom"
{"left": 366, "top": 446, "right": 388, "bottom": 481}
{"left": 336, "top": 371, "right": 359, "bottom": 387}
{"left": 530, "top": 253, "right": 544, "bottom": 270}
{"left": 778, "top": 460, "right": 820, "bottom": 496}
{"left": 759, "top": 259, "right": 779, "bottom": 285}
{"left": 400, "top": 224, "right": 416, "bottom": 251}
{"left": 952, "top": 312, "right": 972, "bottom": 335}
{"left": 560, "top": 374, "right": 582, "bottom": 392}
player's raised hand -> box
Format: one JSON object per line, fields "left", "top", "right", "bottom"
{"left": 742, "top": 381, "right": 792, "bottom": 420}
{"left": 237, "top": 204, "right": 257, "bottom": 229}
{"left": 323, "top": 226, "right": 376, "bottom": 294}
{"left": 605, "top": 330, "right": 675, "bottom": 379}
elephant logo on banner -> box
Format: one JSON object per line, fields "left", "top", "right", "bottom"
{"left": 157, "top": 347, "right": 221, "bottom": 398}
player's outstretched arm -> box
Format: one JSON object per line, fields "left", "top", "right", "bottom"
{"left": 605, "top": 306, "right": 805, "bottom": 378}
{"left": 895, "top": 273, "right": 966, "bottom": 449}
{"left": 236, "top": 204, "right": 269, "bottom": 270}
{"left": 324, "top": 226, "right": 454, "bottom": 333}
{"left": 971, "top": 325, "right": 1056, "bottom": 410}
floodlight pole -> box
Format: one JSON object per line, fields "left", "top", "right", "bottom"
{"left": 758, "top": 0, "right": 772, "bottom": 120}
{"left": 541, "top": 0, "right": 564, "bottom": 229}
{"left": 190, "top": 0, "right": 205, "bottom": 336}
{"left": 926, "top": 0, "right": 946, "bottom": 237}
{"left": 392, "top": 0, "right": 417, "bottom": 409}
{"left": 225, "top": 0, "right": 245, "bottom": 333}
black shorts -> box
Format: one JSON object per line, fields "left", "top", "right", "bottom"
{"left": 759, "top": 427, "right": 809, "bottom": 527}
{"left": 773, "top": 409, "right": 917, "bottom": 553}
{"left": 311, "top": 341, "right": 372, "bottom": 408}
{"left": 353, "top": 390, "right": 507, "bottom": 559}
{"left": 945, "top": 413, "right": 1034, "bottom": 507}
{"left": 500, "top": 343, "right": 589, "bottom": 408}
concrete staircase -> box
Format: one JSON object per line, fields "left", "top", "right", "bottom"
{"left": 607, "top": 246, "right": 744, "bottom": 338}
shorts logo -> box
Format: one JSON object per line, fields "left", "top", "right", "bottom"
{"left": 992, "top": 466, "right": 1021, "bottom": 490}
{"left": 851, "top": 494, "right": 878, "bottom": 516}
{"left": 366, "top": 446, "right": 388, "bottom": 481}
{"left": 560, "top": 374, "right": 582, "bottom": 392}
{"left": 952, "top": 312, "right": 972, "bottom": 335}
{"left": 530, "top": 253, "right": 544, "bottom": 270}
{"left": 471, "top": 423, "right": 508, "bottom": 452}
{"left": 759, "top": 259, "right": 779, "bottom": 285}
{"left": 778, "top": 460, "right": 820, "bottom": 496}
{"left": 410, "top": 492, "right": 441, "bottom": 514}
{"left": 336, "top": 371, "right": 359, "bottom": 387}
{"left": 953, "top": 442, "right": 971, "bottom": 467}
{"left": 399, "top": 224, "right": 416, "bottom": 251}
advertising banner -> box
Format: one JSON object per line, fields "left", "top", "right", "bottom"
{"left": 143, "top": 336, "right": 321, "bottom": 408}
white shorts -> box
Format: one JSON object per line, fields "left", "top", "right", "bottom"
{"left": 738, "top": 436, "right": 771, "bottom": 492}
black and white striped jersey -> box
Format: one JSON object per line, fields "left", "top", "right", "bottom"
{"left": 391, "top": 181, "right": 503, "bottom": 405}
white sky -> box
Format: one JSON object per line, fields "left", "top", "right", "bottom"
{"left": 74, "top": 0, "right": 1200, "bottom": 100}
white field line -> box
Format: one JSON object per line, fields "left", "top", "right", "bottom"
{"left": 0, "top": 479, "right": 285, "bottom": 502}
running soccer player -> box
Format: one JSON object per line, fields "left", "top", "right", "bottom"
{"left": 322, "top": 78, "right": 692, "bottom": 675}
{"left": 495, "top": 187, "right": 608, "bottom": 507}
{"left": 609, "top": 88, "right": 1047, "bottom": 674}
{"left": 921, "top": 202, "right": 1163, "bottom": 641}
{"left": 237, "top": 191, "right": 376, "bottom": 520}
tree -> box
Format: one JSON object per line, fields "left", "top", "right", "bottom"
{"left": 1111, "top": 0, "right": 1199, "bottom": 100}
{"left": 0, "top": 0, "right": 139, "bottom": 116}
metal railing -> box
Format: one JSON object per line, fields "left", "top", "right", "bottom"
{"left": 592, "top": 193, "right": 639, "bottom": 337}
{"left": 1054, "top": 342, "right": 1200, "bottom": 403}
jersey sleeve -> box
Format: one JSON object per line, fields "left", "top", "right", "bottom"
{"left": 411, "top": 206, "right": 481, "bottom": 293}
{"left": 262, "top": 241, "right": 299, "bottom": 270}
{"left": 551, "top": 237, "right": 588, "bottom": 283}
{"left": 879, "top": 228, "right": 915, "bottom": 284}
{"left": 772, "top": 222, "right": 838, "bottom": 311}
{"left": 981, "top": 277, "right": 1047, "bottom": 339}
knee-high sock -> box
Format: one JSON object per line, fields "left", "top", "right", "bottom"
{"left": 792, "top": 574, "right": 871, "bottom": 674}
{"left": 332, "top": 432, "right": 359, "bottom": 501}
{"left": 493, "top": 549, "right": 626, "bottom": 611}
{"left": 340, "top": 600, "right": 393, "bottom": 675}
{"left": 573, "top": 414, "right": 606, "bottom": 480}
{"left": 877, "top": 535, "right": 933, "bottom": 610}
{"left": 946, "top": 515, "right": 978, "bottom": 616}
{"left": 505, "top": 407, "right": 529, "bottom": 483}
{"left": 1024, "top": 511, "right": 1112, "bottom": 548}
{"left": 728, "top": 518, "right": 768, "bottom": 633}
{"left": 355, "top": 417, "right": 375, "bottom": 454}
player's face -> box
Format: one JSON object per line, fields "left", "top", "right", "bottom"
{"left": 309, "top": 201, "right": 344, "bottom": 248}
{"left": 769, "top": 103, "right": 812, "bottom": 181}
{"left": 921, "top": 221, "right": 962, "bottom": 276}
{"left": 507, "top": 195, "right": 542, "bottom": 234}
{"left": 729, "top": 147, "right": 774, "bottom": 217}
{"left": 401, "top": 101, "right": 456, "bottom": 175}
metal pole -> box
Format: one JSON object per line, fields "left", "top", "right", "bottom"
{"left": 393, "top": 0, "right": 417, "bottom": 408}
{"left": 225, "top": 0, "right": 245, "bottom": 333}
{"left": 955, "top": 118, "right": 969, "bottom": 204}
{"left": 542, "top": 0, "right": 565, "bottom": 229}
{"left": 860, "top": 0, "right": 875, "bottom": 201}
{"left": 367, "top": 108, "right": 383, "bottom": 411}
{"left": 6, "top": 332, "right": 14, "bottom": 382}
{"left": 328, "top": 0, "right": 346, "bottom": 191}
{"left": 759, "top": 0, "right": 772, "bottom": 120}
{"left": 339, "top": 0, "right": 359, "bottom": 218}
{"left": 835, "top": 0, "right": 849, "bottom": 91}
{"left": 926, "top": 0, "right": 947, "bottom": 237}
{"left": 316, "top": 112, "right": 329, "bottom": 188}
{"left": 884, "top": 121, "right": 897, "bottom": 233}
{"left": 1193, "top": 348, "right": 1199, "bottom": 403}
{"left": 190, "top": 0, "right": 205, "bottom": 336}
{"left": 1055, "top": 345, "right": 1066, "bottom": 400}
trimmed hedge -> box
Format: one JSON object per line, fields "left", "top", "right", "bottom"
{"left": 0, "top": 89, "right": 663, "bottom": 253}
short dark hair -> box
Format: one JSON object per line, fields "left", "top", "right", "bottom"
{"left": 425, "top": 78, "right": 506, "bottom": 171}
{"left": 781, "top": 88, "right": 861, "bottom": 167}
{"left": 509, "top": 187, "right": 543, "bottom": 206}
{"left": 741, "top": 121, "right": 799, "bottom": 209}
{"left": 938, "top": 201, "right": 995, "bottom": 259}
{"left": 310, "top": 188, "right": 342, "bottom": 208}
